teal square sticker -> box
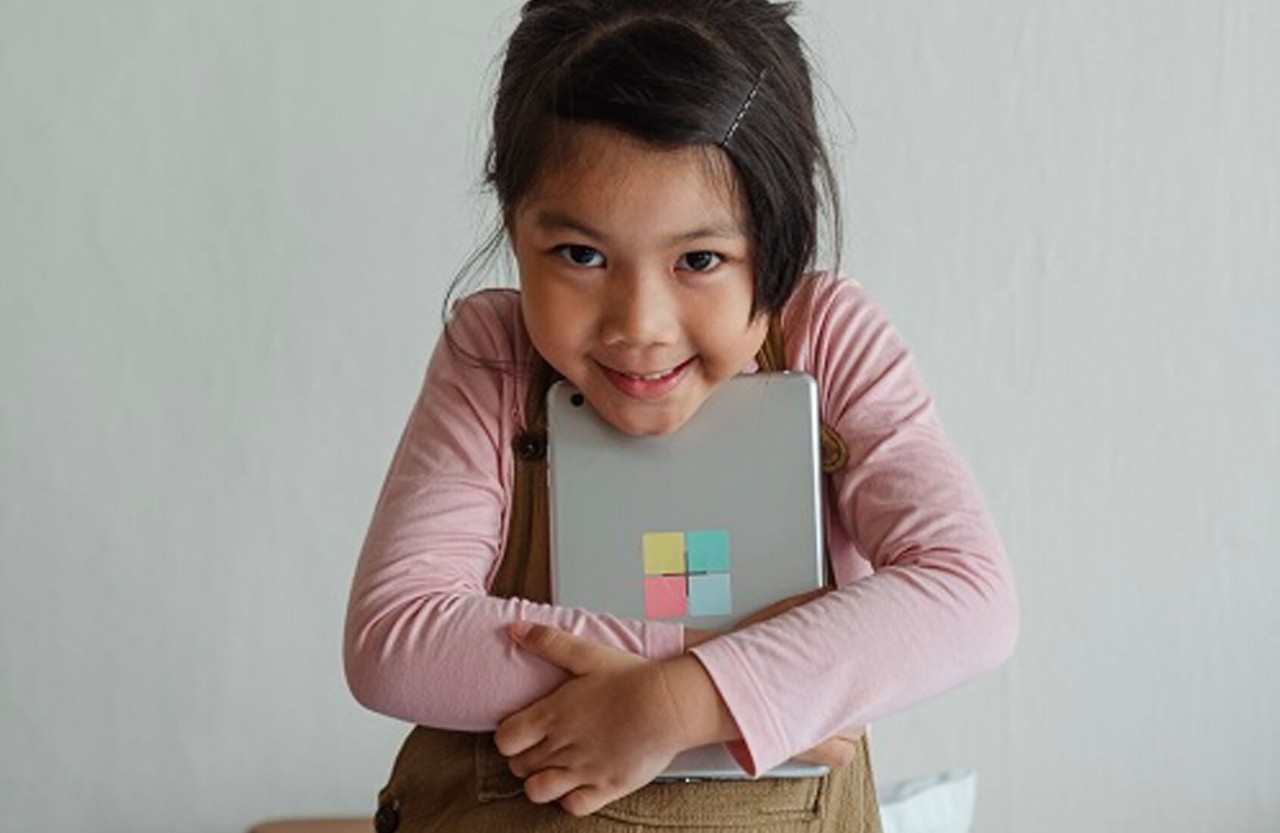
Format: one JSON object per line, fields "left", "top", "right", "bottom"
{"left": 687, "top": 573, "right": 732, "bottom": 617}
{"left": 686, "top": 530, "right": 730, "bottom": 574}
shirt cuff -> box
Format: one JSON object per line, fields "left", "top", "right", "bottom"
{"left": 643, "top": 620, "right": 686, "bottom": 662}
{"left": 688, "top": 636, "right": 791, "bottom": 776}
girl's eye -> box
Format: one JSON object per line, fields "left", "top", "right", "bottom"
{"left": 678, "top": 251, "right": 722, "bottom": 272}
{"left": 556, "top": 245, "right": 606, "bottom": 268}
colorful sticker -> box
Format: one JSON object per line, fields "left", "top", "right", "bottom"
{"left": 641, "top": 530, "right": 731, "bottom": 619}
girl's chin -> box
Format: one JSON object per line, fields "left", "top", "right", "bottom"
{"left": 592, "top": 393, "right": 704, "bottom": 437}
{"left": 602, "top": 411, "right": 692, "bottom": 437}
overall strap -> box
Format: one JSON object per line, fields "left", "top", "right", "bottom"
{"left": 492, "top": 356, "right": 561, "bottom": 603}
{"left": 758, "top": 317, "right": 850, "bottom": 475}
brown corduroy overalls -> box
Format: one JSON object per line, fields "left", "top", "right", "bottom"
{"left": 371, "top": 321, "right": 882, "bottom": 833}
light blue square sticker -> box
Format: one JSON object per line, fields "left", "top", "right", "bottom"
{"left": 686, "top": 530, "right": 730, "bottom": 573}
{"left": 687, "top": 572, "right": 732, "bottom": 617}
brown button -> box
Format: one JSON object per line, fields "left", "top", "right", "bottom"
{"left": 513, "top": 430, "right": 547, "bottom": 461}
{"left": 374, "top": 801, "right": 400, "bottom": 833}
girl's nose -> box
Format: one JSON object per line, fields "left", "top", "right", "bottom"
{"left": 599, "top": 267, "right": 679, "bottom": 348}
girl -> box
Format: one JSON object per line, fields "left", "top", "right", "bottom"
{"left": 345, "top": 1, "right": 1019, "bottom": 830}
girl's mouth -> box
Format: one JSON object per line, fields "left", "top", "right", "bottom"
{"left": 598, "top": 357, "right": 695, "bottom": 399}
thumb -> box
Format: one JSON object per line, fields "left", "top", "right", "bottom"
{"left": 509, "top": 622, "right": 621, "bottom": 676}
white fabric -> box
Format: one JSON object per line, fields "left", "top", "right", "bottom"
{"left": 877, "top": 771, "right": 977, "bottom": 833}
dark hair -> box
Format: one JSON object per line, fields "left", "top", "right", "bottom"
{"left": 450, "top": 0, "right": 840, "bottom": 319}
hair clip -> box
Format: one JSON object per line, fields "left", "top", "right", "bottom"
{"left": 720, "top": 68, "right": 768, "bottom": 148}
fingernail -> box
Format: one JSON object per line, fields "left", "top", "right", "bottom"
{"left": 510, "top": 621, "right": 532, "bottom": 641}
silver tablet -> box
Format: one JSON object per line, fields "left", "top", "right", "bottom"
{"left": 546, "top": 372, "right": 829, "bottom": 780}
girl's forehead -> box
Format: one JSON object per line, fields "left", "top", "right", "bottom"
{"left": 520, "top": 124, "right": 747, "bottom": 228}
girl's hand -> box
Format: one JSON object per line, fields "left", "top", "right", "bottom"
{"left": 496, "top": 622, "right": 736, "bottom": 816}
{"left": 734, "top": 587, "right": 867, "bottom": 768}
{"left": 790, "top": 725, "right": 866, "bottom": 767}
{"left": 683, "top": 627, "right": 720, "bottom": 648}
{"left": 733, "top": 586, "right": 831, "bottom": 630}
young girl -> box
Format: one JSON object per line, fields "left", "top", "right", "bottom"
{"left": 345, "top": 1, "right": 1019, "bottom": 830}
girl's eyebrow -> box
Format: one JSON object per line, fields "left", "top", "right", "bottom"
{"left": 532, "top": 210, "right": 744, "bottom": 246}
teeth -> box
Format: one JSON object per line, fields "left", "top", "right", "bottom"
{"left": 603, "top": 359, "right": 690, "bottom": 382}
{"left": 627, "top": 369, "right": 673, "bottom": 381}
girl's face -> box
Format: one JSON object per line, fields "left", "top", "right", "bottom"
{"left": 511, "top": 125, "right": 768, "bottom": 436}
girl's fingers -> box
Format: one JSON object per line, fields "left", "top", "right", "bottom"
{"left": 510, "top": 622, "right": 621, "bottom": 675}
{"left": 792, "top": 727, "right": 865, "bottom": 767}
{"left": 522, "top": 766, "right": 581, "bottom": 805}
{"left": 791, "top": 738, "right": 856, "bottom": 767}
{"left": 559, "top": 785, "right": 612, "bottom": 818}
{"left": 735, "top": 587, "right": 831, "bottom": 630}
{"left": 493, "top": 708, "right": 545, "bottom": 758}
{"left": 506, "top": 735, "right": 571, "bottom": 779}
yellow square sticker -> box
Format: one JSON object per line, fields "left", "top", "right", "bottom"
{"left": 642, "top": 532, "right": 686, "bottom": 575}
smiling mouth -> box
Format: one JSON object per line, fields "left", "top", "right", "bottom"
{"left": 596, "top": 357, "right": 695, "bottom": 398}
{"left": 606, "top": 357, "right": 694, "bottom": 380}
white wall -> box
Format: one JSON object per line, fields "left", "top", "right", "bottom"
{"left": 1, "top": 2, "right": 1276, "bottom": 831}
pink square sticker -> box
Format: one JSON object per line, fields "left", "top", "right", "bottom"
{"left": 644, "top": 576, "right": 687, "bottom": 619}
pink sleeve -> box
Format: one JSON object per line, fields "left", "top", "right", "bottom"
{"left": 690, "top": 275, "right": 1019, "bottom": 775}
{"left": 343, "top": 292, "right": 684, "bottom": 731}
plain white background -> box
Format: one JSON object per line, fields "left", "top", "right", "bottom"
{"left": 2, "top": 2, "right": 1277, "bottom": 831}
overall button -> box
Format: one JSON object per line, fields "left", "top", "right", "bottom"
{"left": 374, "top": 801, "right": 400, "bottom": 833}
{"left": 513, "top": 430, "right": 547, "bottom": 461}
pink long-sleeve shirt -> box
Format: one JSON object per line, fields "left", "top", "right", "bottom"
{"left": 344, "top": 272, "right": 1018, "bottom": 775}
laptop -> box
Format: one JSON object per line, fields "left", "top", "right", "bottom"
{"left": 545, "top": 372, "right": 829, "bottom": 781}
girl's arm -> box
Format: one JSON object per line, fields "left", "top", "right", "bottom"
{"left": 343, "top": 291, "right": 684, "bottom": 730}
{"left": 688, "top": 274, "right": 1020, "bottom": 775}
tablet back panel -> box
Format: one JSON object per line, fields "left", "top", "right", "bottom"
{"left": 546, "top": 372, "right": 826, "bottom": 632}
{"left": 546, "top": 372, "right": 829, "bottom": 780}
